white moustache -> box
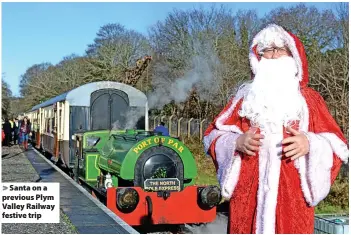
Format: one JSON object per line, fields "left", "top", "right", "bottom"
{"left": 239, "top": 56, "right": 303, "bottom": 131}
{"left": 256, "top": 56, "right": 298, "bottom": 80}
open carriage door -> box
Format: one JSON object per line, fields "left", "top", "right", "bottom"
{"left": 90, "top": 89, "right": 129, "bottom": 130}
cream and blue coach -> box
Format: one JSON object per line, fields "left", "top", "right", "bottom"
{"left": 25, "top": 81, "right": 149, "bottom": 169}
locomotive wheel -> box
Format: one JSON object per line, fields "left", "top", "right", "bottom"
{"left": 133, "top": 145, "right": 184, "bottom": 188}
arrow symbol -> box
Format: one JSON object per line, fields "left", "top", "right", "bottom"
{"left": 3, "top": 186, "right": 8, "bottom": 191}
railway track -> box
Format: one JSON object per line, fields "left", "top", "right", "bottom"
{"left": 184, "top": 202, "right": 228, "bottom": 234}
{"left": 133, "top": 202, "right": 229, "bottom": 233}
{"left": 134, "top": 212, "right": 228, "bottom": 234}
{"left": 185, "top": 213, "right": 228, "bottom": 234}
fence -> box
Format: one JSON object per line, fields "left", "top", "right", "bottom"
{"left": 149, "top": 115, "right": 211, "bottom": 141}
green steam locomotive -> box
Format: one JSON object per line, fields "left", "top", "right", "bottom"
{"left": 73, "top": 129, "right": 221, "bottom": 226}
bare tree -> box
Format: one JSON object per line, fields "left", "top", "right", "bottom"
{"left": 148, "top": 5, "right": 245, "bottom": 118}
{"left": 86, "top": 23, "right": 151, "bottom": 81}
{"left": 149, "top": 5, "right": 235, "bottom": 71}
{"left": 2, "top": 75, "right": 12, "bottom": 118}
{"left": 262, "top": 3, "right": 339, "bottom": 54}
{"left": 308, "top": 3, "right": 349, "bottom": 138}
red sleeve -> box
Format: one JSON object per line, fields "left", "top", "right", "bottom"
{"left": 303, "top": 87, "right": 347, "bottom": 184}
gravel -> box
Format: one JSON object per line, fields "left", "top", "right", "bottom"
{"left": 1, "top": 145, "right": 78, "bottom": 234}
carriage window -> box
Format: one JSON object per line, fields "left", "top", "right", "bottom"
{"left": 46, "top": 119, "right": 50, "bottom": 133}
{"left": 51, "top": 118, "right": 55, "bottom": 134}
{"left": 90, "top": 89, "right": 130, "bottom": 130}
{"left": 59, "top": 110, "right": 62, "bottom": 134}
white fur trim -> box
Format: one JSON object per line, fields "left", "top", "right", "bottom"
{"left": 300, "top": 132, "right": 348, "bottom": 206}
{"left": 203, "top": 86, "right": 246, "bottom": 198}
{"left": 214, "top": 133, "right": 242, "bottom": 199}
{"left": 249, "top": 24, "right": 303, "bottom": 83}
{"left": 215, "top": 84, "right": 249, "bottom": 132}
{"left": 293, "top": 94, "right": 312, "bottom": 204}
{"left": 203, "top": 129, "right": 228, "bottom": 154}
{"left": 249, "top": 50, "right": 259, "bottom": 75}
{"left": 294, "top": 96, "right": 349, "bottom": 206}
{"left": 302, "top": 132, "right": 334, "bottom": 206}
{"left": 318, "top": 133, "right": 349, "bottom": 163}
{"left": 255, "top": 130, "right": 283, "bottom": 234}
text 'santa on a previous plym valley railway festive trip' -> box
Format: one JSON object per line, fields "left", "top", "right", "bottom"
{"left": 1, "top": 183, "right": 60, "bottom": 223}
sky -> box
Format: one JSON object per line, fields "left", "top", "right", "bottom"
{"left": 1, "top": 1, "right": 340, "bottom": 96}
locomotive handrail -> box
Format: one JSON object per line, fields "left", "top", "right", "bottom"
{"left": 111, "top": 134, "right": 128, "bottom": 141}
{"left": 135, "top": 130, "right": 156, "bottom": 136}
{"left": 83, "top": 148, "right": 100, "bottom": 153}
{"left": 111, "top": 134, "right": 145, "bottom": 142}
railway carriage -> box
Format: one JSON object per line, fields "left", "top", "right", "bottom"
{"left": 26, "top": 81, "right": 148, "bottom": 169}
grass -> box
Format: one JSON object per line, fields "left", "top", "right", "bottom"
{"left": 315, "top": 204, "right": 346, "bottom": 214}
{"left": 182, "top": 137, "right": 218, "bottom": 186}
{"left": 195, "top": 171, "right": 219, "bottom": 186}
{"left": 184, "top": 136, "right": 349, "bottom": 214}
{"left": 60, "top": 210, "right": 79, "bottom": 233}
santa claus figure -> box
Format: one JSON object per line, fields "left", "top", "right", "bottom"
{"left": 203, "top": 24, "right": 349, "bottom": 234}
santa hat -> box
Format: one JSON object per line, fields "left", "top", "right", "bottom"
{"left": 249, "top": 24, "right": 309, "bottom": 88}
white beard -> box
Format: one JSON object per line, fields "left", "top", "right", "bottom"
{"left": 238, "top": 56, "right": 304, "bottom": 132}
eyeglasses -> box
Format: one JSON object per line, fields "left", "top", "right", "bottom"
{"left": 260, "top": 47, "right": 290, "bottom": 57}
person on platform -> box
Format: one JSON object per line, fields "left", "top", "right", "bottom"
{"left": 2, "top": 118, "right": 12, "bottom": 146}
{"left": 19, "top": 116, "right": 31, "bottom": 151}
{"left": 9, "top": 118, "right": 14, "bottom": 144}
{"left": 13, "top": 118, "right": 19, "bottom": 145}
{"left": 17, "top": 118, "right": 23, "bottom": 145}
{"left": 203, "top": 24, "right": 348, "bottom": 234}
{"left": 153, "top": 121, "right": 170, "bottom": 136}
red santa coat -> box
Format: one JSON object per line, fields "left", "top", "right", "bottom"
{"left": 203, "top": 24, "right": 349, "bottom": 234}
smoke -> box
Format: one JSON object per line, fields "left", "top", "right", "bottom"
{"left": 111, "top": 108, "right": 145, "bottom": 130}
{"left": 110, "top": 40, "right": 224, "bottom": 131}
{"left": 111, "top": 119, "right": 122, "bottom": 130}
{"left": 185, "top": 213, "right": 228, "bottom": 234}
{"left": 148, "top": 40, "right": 223, "bottom": 110}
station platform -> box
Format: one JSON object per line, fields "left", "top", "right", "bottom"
{"left": 25, "top": 147, "right": 138, "bottom": 234}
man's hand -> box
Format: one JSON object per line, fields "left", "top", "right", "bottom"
{"left": 236, "top": 128, "right": 264, "bottom": 156}
{"left": 282, "top": 126, "right": 309, "bottom": 160}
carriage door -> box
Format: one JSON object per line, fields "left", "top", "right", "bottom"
{"left": 90, "top": 89, "right": 129, "bottom": 130}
